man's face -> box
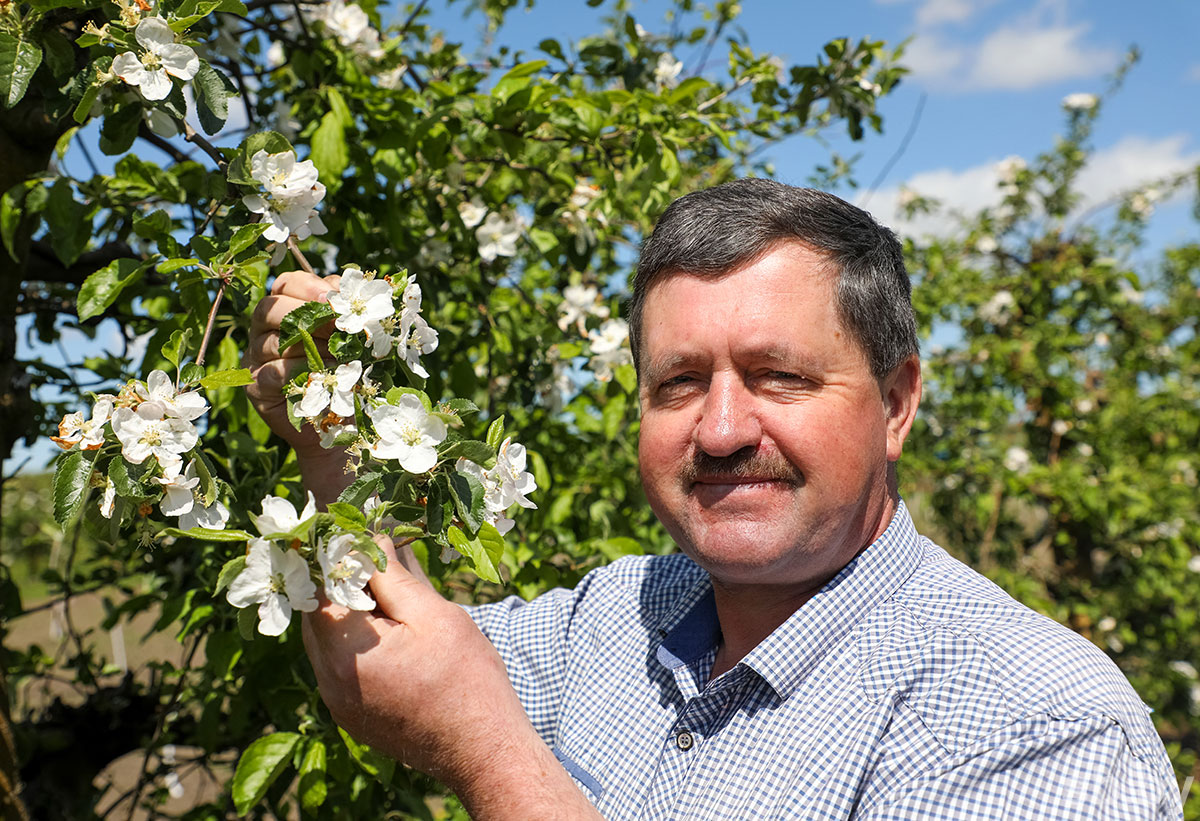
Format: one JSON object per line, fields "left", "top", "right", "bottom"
{"left": 637, "top": 242, "right": 919, "bottom": 593}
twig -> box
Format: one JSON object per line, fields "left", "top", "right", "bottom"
{"left": 136, "top": 124, "right": 190, "bottom": 165}
{"left": 861, "top": 93, "right": 926, "bottom": 207}
{"left": 121, "top": 635, "right": 203, "bottom": 821}
{"left": 398, "top": 0, "right": 428, "bottom": 35}
{"left": 194, "top": 277, "right": 229, "bottom": 369}
{"left": 183, "top": 123, "right": 227, "bottom": 171}
{"left": 288, "top": 237, "right": 314, "bottom": 273}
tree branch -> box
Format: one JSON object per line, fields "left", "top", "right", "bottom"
{"left": 25, "top": 241, "right": 134, "bottom": 285}
{"left": 183, "top": 123, "right": 227, "bottom": 171}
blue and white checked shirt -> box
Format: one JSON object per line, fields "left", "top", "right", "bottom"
{"left": 470, "top": 502, "right": 1184, "bottom": 819}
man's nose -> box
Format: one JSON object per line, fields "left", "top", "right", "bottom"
{"left": 694, "top": 376, "right": 761, "bottom": 458}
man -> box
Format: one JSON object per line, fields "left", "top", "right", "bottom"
{"left": 246, "top": 180, "right": 1183, "bottom": 818}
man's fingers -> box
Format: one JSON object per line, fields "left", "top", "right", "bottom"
{"left": 250, "top": 294, "right": 337, "bottom": 337}
{"left": 271, "top": 270, "right": 341, "bottom": 299}
{"left": 369, "top": 535, "right": 442, "bottom": 621}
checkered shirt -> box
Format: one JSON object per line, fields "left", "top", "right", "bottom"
{"left": 469, "top": 502, "right": 1184, "bottom": 819}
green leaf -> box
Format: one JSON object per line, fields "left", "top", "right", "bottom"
{"left": 160, "top": 527, "right": 256, "bottom": 542}
{"left": 99, "top": 102, "right": 142, "bottom": 155}
{"left": 193, "top": 61, "right": 235, "bottom": 135}
{"left": 162, "top": 328, "right": 193, "bottom": 368}
{"left": 226, "top": 223, "right": 271, "bottom": 258}
{"left": 337, "top": 472, "right": 382, "bottom": 508}
{"left": 172, "top": 0, "right": 248, "bottom": 29}
{"left": 492, "top": 59, "right": 547, "bottom": 100}
{"left": 328, "top": 502, "right": 367, "bottom": 531}
{"left": 46, "top": 179, "right": 90, "bottom": 267}
{"left": 448, "top": 525, "right": 502, "bottom": 584}
{"left": 278, "top": 301, "right": 335, "bottom": 352}
{"left": 78, "top": 259, "right": 151, "bottom": 321}
{"left": 312, "top": 110, "right": 349, "bottom": 184}
{"left": 298, "top": 739, "right": 328, "bottom": 812}
{"left": 326, "top": 86, "right": 353, "bottom": 128}
{"left": 1, "top": 184, "right": 25, "bottom": 263}
{"left": 41, "top": 29, "right": 74, "bottom": 80}
{"left": 53, "top": 451, "right": 93, "bottom": 527}
{"left": 236, "top": 606, "right": 257, "bottom": 640}
{"left": 73, "top": 80, "right": 102, "bottom": 124}
{"left": 337, "top": 727, "right": 395, "bottom": 785}
{"left": 441, "top": 398, "right": 479, "bottom": 416}
{"left": 486, "top": 415, "right": 506, "bottom": 450}
{"left": 384, "top": 387, "right": 432, "bottom": 412}
{"left": 231, "top": 732, "right": 301, "bottom": 815}
{"left": 439, "top": 439, "right": 494, "bottom": 465}
{"left": 215, "top": 555, "right": 247, "bottom": 595}
{"left": 158, "top": 257, "right": 201, "bottom": 274}
{"left": 0, "top": 32, "right": 43, "bottom": 109}
{"left": 448, "top": 470, "right": 485, "bottom": 533}
{"left": 602, "top": 392, "right": 627, "bottom": 440}
{"left": 349, "top": 531, "right": 388, "bottom": 573}
{"left": 200, "top": 368, "right": 255, "bottom": 389}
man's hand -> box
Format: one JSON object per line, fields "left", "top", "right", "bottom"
{"left": 244, "top": 270, "right": 350, "bottom": 505}
{"left": 303, "top": 537, "right": 601, "bottom": 819}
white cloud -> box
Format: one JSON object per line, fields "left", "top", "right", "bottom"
{"left": 864, "top": 134, "right": 1200, "bottom": 238}
{"left": 915, "top": 0, "right": 979, "bottom": 27}
{"left": 905, "top": 24, "right": 1117, "bottom": 91}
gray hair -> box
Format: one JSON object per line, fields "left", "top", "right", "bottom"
{"left": 628, "top": 179, "right": 918, "bottom": 378}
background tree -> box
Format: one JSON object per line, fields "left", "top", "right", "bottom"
{"left": 1, "top": 0, "right": 909, "bottom": 817}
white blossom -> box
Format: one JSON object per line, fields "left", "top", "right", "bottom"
{"left": 155, "top": 464, "right": 199, "bottom": 517}
{"left": 476, "top": 212, "right": 521, "bottom": 263}
{"left": 99, "top": 476, "right": 117, "bottom": 519}
{"left": 367, "top": 394, "right": 446, "bottom": 473}
{"left": 1062, "top": 92, "right": 1098, "bottom": 111}
{"left": 587, "top": 318, "right": 633, "bottom": 382}
{"left": 137, "top": 370, "right": 208, "bottom": 421}
{"left": 251, "top": 491, "right": 317, "bottom": 538}
{"left": 1077, "top": 443, "right": 1094, "bottom": 458}
{"left": 181, "top": 496, "right": 229, "bottom": 530}
{"left": 455, "top": 458, "right": 514, "bottom": 537}
{"left": 1003, "top": 446, "right": 1032, "bottom": 474}
{"left": 978, "top": 290, "right": 1015, "bottom": 325}
{"left": 558, "top": 284, "right": 609, "bottom": 333}
{"left": 654, "top": 52, "right": 682, "bottom": 88}
{"left": 266, "top": 40, "right": 286, "bottom": 68}
{"left": 400, "top": 315, "right": 439, "bottom": 378}
{"left": 298, "top": 360, "right": 363, "bottom": 419}
{"left": 1051, "top": 419, "right": 1070, "bottom": 437}
{"left": 317, "top": 533, "right": 377, "bottom": 610}
{"left": 327, "top": 268, "right": 395, "bottom": 335}
{"left": 52, "top": 396, "right": 113, "bottom": 451}
{"left": 315, "top": 0, "right": 383, "bottom": 59}
{"left": 857, "top": 77, "right": 882, "bottom": 95}
{"left": 317, "top": 416, "right": 358, "bottom": 449}
{"left": 1170, "top": 660, "right": 1199, "bottom": 680}
{"left": 111, "top": 405, "right": 198, "bottom": 474}
{"left": 226, "top": 539, "right": 318, "bottom": 636}
{"left": 112, "top": 17, "right": 199, "bottom": 101}
{"left": 1189, "top": 555, "right": 1200, "bottom": 573}
{"left": 493, "top": 437, "right": 538, "bottom": 511}
{"left": 974, "top": 235, "right": 998, "bottom": 255}
{"left": 1097, "top": 616, "right": 1117, "bottom": 632}
{"left": 1129, "top": 187, "right": 1160, "bottom": 219}
{"left": 569, "top": 182, "right": 600, "bottom": 209}
{"left": 458, "top": 197, "right": 487, "bottom": 228}
{"left": 241, "top": 150, "right": 327, "bottom": 243}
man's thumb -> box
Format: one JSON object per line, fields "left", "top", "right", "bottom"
{"left": 368, "top": 533, "right": 439, "bottom": 620}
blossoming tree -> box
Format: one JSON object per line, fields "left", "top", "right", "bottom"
{"left": 1, "top": 0, "right": 906, "bottom": 816}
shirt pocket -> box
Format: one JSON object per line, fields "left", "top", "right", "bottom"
{"left": 553, "top": 747, "right": 605, "bottom": 800}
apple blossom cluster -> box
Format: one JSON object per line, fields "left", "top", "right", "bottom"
{"left": 51, "top": 370, "right": 229, "bottom": 529}
{"left": 551, "top": 281, "right": 632, "bottom": 385}
{"left": 458, "top": 199, "right": 525, "bottom": 263}
{"left": 242, "top": 150, "right": 328, "bottom": 245}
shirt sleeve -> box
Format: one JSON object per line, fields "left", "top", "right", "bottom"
{"left": 467, "top": 586, "right": 581, "bottom": 747}
{"left": 857, "top": 714, "right": 1184, "bottom": 820}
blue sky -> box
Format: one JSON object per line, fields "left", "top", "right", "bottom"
{"left": 7, "top": 0, "right": 1197, "bottom": 475}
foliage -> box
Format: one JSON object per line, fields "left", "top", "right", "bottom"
{"left": 1, "top": 0, "right": 908, "bottom": 816}
{"left": 902, "top": 92, "right": 1200, "bottom": 814}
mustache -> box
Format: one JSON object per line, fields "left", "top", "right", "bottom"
{"left": 681, "top": 447, "right": 803, "bottom": 486}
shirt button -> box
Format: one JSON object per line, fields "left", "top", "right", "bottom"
{"left": 676, "top": 731, "right": 695, "bottom": 751}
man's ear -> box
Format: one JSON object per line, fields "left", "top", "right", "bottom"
{"left": 882, "top": 355, "right": 922, "bottom": 462}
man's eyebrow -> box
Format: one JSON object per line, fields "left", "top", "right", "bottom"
{"left": 642, "top": 353, "right": 696, "bottom": 388}
{"left": 642, "top": 347, "right": 825, "bottom": 387}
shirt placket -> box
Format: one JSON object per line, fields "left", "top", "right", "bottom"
{"left": 640, "top": 664, "right": 748, "bottom": 818}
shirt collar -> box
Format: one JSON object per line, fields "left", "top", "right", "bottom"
{"left": 654, "top": 500, "right": 925, "bottom": 701}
